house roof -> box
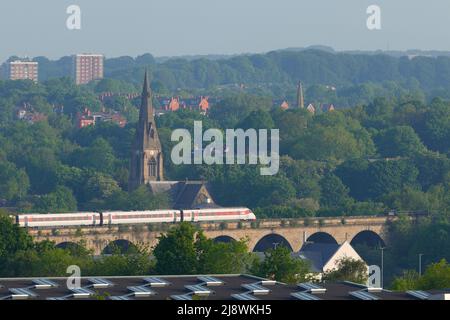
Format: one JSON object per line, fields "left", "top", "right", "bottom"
{"left": 294, "top": 243, "right": 341, "bottom": 272}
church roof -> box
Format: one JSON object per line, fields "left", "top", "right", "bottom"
{"left": 148, "top": 181, "right": 217, "bottom": 209}
{"left": 174, "top": 182, "right": 203, "bottom": 207}
{"left": 148, "top": 181, "right": 180, "bottom": 194}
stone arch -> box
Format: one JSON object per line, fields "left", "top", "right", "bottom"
{"left": 350, "top": 230, "right": 385, "bottom": 248}
{"left": 102, "top": 239, "right": 138, "bottom": 255}
{"left": 306, "top": 232, "right": 338, "bottom": 244}
{"left": 56, "top": 242, "right": 82, "bottom": 251}
{"left": 214, "top": 235, "right": 236, "bottom": 243}
{"left": 253, "top": 233, "right": 293, "bottom": 252}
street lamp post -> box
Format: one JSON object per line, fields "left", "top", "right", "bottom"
{"left": 380, "top": 247, "right": 386, "bottom": 289}
{"left": 419, "top": 254, "right": 424, "bottom": 276}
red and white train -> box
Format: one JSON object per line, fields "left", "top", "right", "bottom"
{"left": 15, "top": 208, "right": 256, "bottom": 228}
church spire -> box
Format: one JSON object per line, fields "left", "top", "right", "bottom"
{"left": 296, "top": 81, "right": 304, "bottom": 108}
{"left": 129, "top": 71, "right": 164, "bottom": 190}
{"left": 139, "top": 70, "right": 152, "bottom": 127}
{"left": 143, "top": 70, "right": 150, "bottom": 100}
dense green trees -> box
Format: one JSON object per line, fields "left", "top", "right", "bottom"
{"left": 0, "top": 212, "right": 155, "bottom": 277}
{"left": 322, "top": 257, "right": 369, "bottom": 284}
{"left": 251, "top": 246, "right": 311, "bottom": 284}
{"left": 391, "top": 260, "right": 450, "bottom": 291}
{"left": 69, "top": 138, "right": 118, "bottom": 174}
{"left": 375, "top": 126, "right": 426, "bottom": 157}
{"left": 18, "top": 50, "right": 450, "bottom": 101}
{"left": 272, "top": 109, "right": 310, "bottom": 152}
{"left": 366, "top": 213, "right": 450, "bottom": 286}
{"left": 279, "top": 157, "right": 323, "bottom": 200}
{"left": 153, "top": 222, "right": 198, "bottom": 274}
{"left": 31, "top": 186, "right": 77, "bottom": 213}
{"left": 238, "top": 109, "right": 275, "bottom": 130}
{"left": 336, "top": 159, "right": 419, "bottom": 201}
{"left": 0, "top": 219, "right": 308, "bottom": 282}
{"left": 290, "top": 112, "right": 375, "bottom": 161}
{"left": 90, "top": 78, "right": 137, "bottom": 94}
{"left": 0, "top": 76, "right": 449, "bottom": 217}
{"left": 0, "top": 159, "right": 29, "bottom": 201}
{"left": 319, "top": 173, "right": 353, "bottom": 211}
{"left": 209, "top": 94, "right": 272, "bottom": 128}
{"left": 1, "top": 53, "right": 450, "bottom": 288}
{"left": 153, "top": 93, "right": 450, "bottom": 216}
{"left": 92, "top": 186, "right": 170, "bottom": 212}
{"left": 196, "top": 236, "right": 251, "bottom": 274}
{"left": 0, "top": 213, "right": 33, "bottom": 258}
{"left": 153, "top": 222, "right": 253, "bottom": 275}
{"left": 417, "top": 100, "right": 450, "bottom": 153}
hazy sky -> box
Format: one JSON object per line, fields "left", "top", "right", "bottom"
{"left": 0, "top": 0, "right": 449, "bottom": 61}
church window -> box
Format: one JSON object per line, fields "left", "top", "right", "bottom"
{"left": 149, "top": 158, "right": 157, "bottom": 177}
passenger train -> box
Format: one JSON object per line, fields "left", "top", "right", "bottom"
{"left": 14, "top": 207, "right": 256, "bottom": 228}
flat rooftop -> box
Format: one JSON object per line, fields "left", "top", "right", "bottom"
{"left": 0, "top": 275, "right": 447, "bottom": 301}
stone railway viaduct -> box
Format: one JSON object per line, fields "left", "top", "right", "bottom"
{"left": 27, "top": 216, "right": 393, "bottom": 255}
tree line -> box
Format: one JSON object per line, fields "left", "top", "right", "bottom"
{"left": 6, "top": 50, "right": 450, "bottom": 105}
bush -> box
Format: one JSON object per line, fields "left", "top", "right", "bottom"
{"left": 132, "top": 225, "right": 144, "bottom": 233}
{"left": 250, "top": 221, "right": 260, "bottom": 229}
{"left": 303, "top": 218, "right": 312, "bottom": 227}
{"left": 289, "top": 220, "right": 299, "bottom": 227}
{"left": 75, "top": 228, "right": 83, "bottom": 237}
{"left": 322, "top": 257, "right": 368, "bottom": 284}
{"left": 220, "top": 222, "right": 228, "bottom": 230}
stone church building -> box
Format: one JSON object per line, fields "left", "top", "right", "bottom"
{"left": 129, "top": 72, "right": 217, "bottom": 209}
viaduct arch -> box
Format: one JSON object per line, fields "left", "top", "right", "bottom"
{"left": 32, "top": 216, "right": 391, "bottom": 255}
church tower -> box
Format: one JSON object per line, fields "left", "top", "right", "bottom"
{"left": 129, "top": 71, "right": 164, "bottom": 191}
{"left": 296, "top": 81, "right": 305, "bottom": 108}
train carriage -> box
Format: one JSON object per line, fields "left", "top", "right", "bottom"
{"left": 185, "top": 208, "right": 256, "bottom": 222}
{"left": 16, "top": 212, "right": 100, "bottom": 228}
{"left": 103, "top": 210, "right": 178, "bottom": 225}
{"left": 14, "top": 207, "right": 256, "bottom": 228}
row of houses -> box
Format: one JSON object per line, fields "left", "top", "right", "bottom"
{"left": 15, "top": 103, "right": 47, "bottom": 124}
{"left": 278, "top": 100, "right": 336, "bottom": 114}
{"left": 76, "top": 108, "right": 127, "bottom": 129}
{"left": 161, "top": 96, "right": 211, "bottom": 112}
{"left": 99, "top": 92, "right": 215, "bottom": 114}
